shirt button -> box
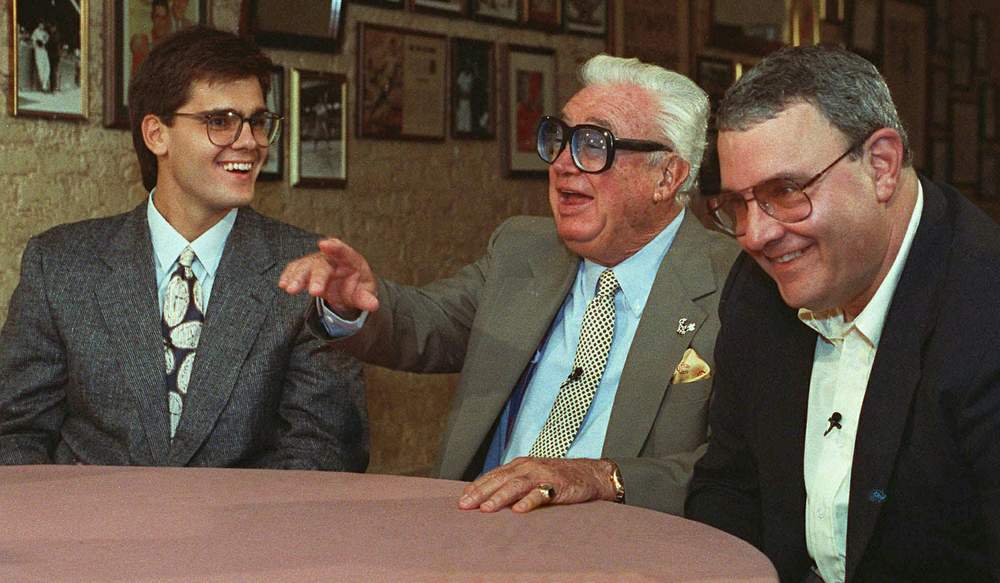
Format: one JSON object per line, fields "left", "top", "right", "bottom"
{"left": 817, "top": 508, "right": 825, "bottom": 519}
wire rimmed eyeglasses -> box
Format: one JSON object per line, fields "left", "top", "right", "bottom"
{"left": 171, "top": 109, "right": 283, "bottom": 147}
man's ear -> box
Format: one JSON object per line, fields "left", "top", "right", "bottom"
{"left": 654, "top": 154, "right": 689, "bottom": 202}
{"left": 142, "top": 114, "right": 169, "bottom": 156}
{"left": 866, "top": 128, "right": 904, "bottom": 203}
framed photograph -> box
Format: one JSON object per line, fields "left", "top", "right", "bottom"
{"left": 979, "top": 144, "right": 998, "bottom": 200}
{"left": 981, "top": 83, "right": 997, "bottom": 142}
{"left": 952, "top": 38, "right": 972, "bottom": 90}
{"left": 932, "top": 0, "right": 949, "bottom": 55}
{"left": 972, "top": 13, "right": 990, "bottom": 75}
{"left": 611, "top": 0, "right": 689, "bottom": 74}
{"left": 564, "top": 0, "right": 607, "bottom": 36}
{"left": 290, "top": 69, "right": 347, "bottom": 188}
{"left": 358, "top": 24, "right": 447, "bottom": 141}
{"left": 931, "top": 136, "right": 950, "bottom": 183}
{"left": 523, "top": 0, "right": 561, "bottom": 31}
{"left": 951, "top": 99, "right": 979, "bottom": 187}
{"left": 11, "top": 0, "right": 89, "bottom": 119}
{"left": 696, "top": 56, "right": 735, "bottom": 112}
{"left": 260, "top": 66, "right": 285, "bottom": 181}
{"left": 849, "top": 0, "right": 879, "bottom": 59}
{"left": 104, "top": 0, "right": 207, "bottom": 128}
{"left": 502, "top": 45, "right": 557, "bottom": 177}
{"left": 882, "top": 0, "right": 927, "bottom": 169}
{"left": 821, "top": 0, "right": 844, "bottom": 24}
{"left": 471, "top": 0, "right": 518, "bottom": 23}
{"left": 930, "top": 65, "right": 950, "bottom": 129}
{"left": 245, "top": 0, "right": 344, "bottom": 52}
{"left": 410, "top": 0, "right": 465, "bottom": 16}
{"left": 451, "top": 38, "right": 495, "bottom": 140}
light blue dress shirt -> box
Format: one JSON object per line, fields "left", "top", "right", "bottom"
{"left": 146, "top": 190, "right": 237, "bottom": 312}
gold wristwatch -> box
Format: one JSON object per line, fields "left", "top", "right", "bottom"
{"left": 603, "top": 458, "right": 626, "bottom": 503}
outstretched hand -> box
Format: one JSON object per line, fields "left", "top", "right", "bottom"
{"left": 278, "top": 238, "right": 379, "bottom": 316}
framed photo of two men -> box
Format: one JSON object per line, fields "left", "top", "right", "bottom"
{"left": 10, "top": 0, "right": 89, "bottom": 119}
{"left": 104, "top": 0, "right": 208, "bottom": 128}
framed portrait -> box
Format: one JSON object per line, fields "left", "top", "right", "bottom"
{"left": 523, "top": 0, "right": 561, "bottom": 31}
{"left": 882, "top": 0, "right": 927, "bottom": 169}
{"left": 471, "top": 0, "right": 518, "bottom": 23}
{"left": 930, "top": 136, "right": 950, "bottom": 183}
{"left": 11, "top": 0, "right": 89, "bottom": 119}
{"left": 611, "top": 0, "right": 689, "bottom": 74}
{"left": 952, "top": 38, "right": 972, "bottom": 90}
{"left": 358, "top": 24, "right": 447, "bottom": 141}
{"left": 260, "top": 66, "right": 285, "bottom": 181}
{"left": 410, "top": 0, "right": 465, "bottom": 16}
{"left": 972, "top": 13, "right": 990, "bottom": 75}
{"left": 502, "top": 45, "right": 557, "bottom": 177}
{"left": 245, "top": 0, "right": 344, "bottom": 52}
{"left": 951, "top": 99, "right": 979, "bottom": 187}
{"left": 981, "top": 83, "right": 997, "bottom": 142}
{"left": 696, "top": 56, "right": 736, "bottom": 112}
{"left": 849, "top": 0, "right": 879, "bottom": 60}
{"left": 979, "top": 144, "right": 999, "bottom": 200}
{"left": 564, "top": 0, "right": 607, "bottom": 36}
{"left": 290, "top": 69, "right": 347, "bottom": 188}
{"left": 104, "top": 0, "right": 207, "bottom": 128}
{"left": 451, "top": 38, "right": 495, "bottom": 140}
{"left": 932, "top": 0, "right": 949, "bottom": 55}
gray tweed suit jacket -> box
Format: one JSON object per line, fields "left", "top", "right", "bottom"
{"left": 0, "top": 202, "right": 368, "bottom": 470}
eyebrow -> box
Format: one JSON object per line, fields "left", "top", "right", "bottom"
{"left": 198, "top": 107, "right": 270, "bottom": 116}
{"left": 557, "top": 112, "right": 617, "bottom": 133}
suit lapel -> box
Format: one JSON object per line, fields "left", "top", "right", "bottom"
{"left": 845, "top": 179, "right": 950, "bottom": 580}
{"left": 168, "top": 209, "right": 276, "bottom": 465}
{"left": 604, "top": 213, "right": 718, "bottom": 455}
{"left": 96, "top": 203, "right": 171, "bottom": 464}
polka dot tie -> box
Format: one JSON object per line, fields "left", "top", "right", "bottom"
{"left": 161, "top": 247, "right": 204, "bottom": 440}
{"left": 529, "top": 269, "right": 620, "bottom": 459}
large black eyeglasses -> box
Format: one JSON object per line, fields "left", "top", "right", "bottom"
{"left": 171, "top": 109, "right": 283, "bottom": 147}
{"left": 707, "top": 138, "right": 865, "bottom": 236}
{"left": 536, "top": 115, "right": 674, "bottom": 174}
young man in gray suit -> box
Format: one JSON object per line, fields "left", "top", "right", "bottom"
{"left": 281, "top": 55, "right": 739, "bottom": 514}
{"left": 0, "top": 27, "right": 368, "bottom": 470}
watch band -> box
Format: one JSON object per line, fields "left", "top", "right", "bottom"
{"left": 603, "top": 458, "right": 626, "bottom": 503}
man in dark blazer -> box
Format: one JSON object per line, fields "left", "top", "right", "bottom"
{"left": 0, "top": 27, "right": 368, "bottom": 470}
{"left": 686, "top": 45, "right": 1000, "bottom": 582}
{"left": 281, "top": 55, "right": 739, "bottom": 514}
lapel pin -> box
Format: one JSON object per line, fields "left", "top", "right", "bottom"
{"left": 676, "top": 318, "right": 697, "bottom": 335}
{"left": 868, "top": 489, "right": 887, "bottom": 504}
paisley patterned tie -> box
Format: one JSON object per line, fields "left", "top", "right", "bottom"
{"left": 161, "top": 247, "right": 204, "bottom": 440}
{"left": 529, "top": 269, "right": 620, "bottom": 458}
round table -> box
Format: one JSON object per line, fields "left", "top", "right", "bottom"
{"left": 0, "top": 465, "right": 777, "bottom": 582}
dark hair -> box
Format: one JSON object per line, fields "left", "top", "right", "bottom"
{"left": 129, "top": 26, "right": 273, "bottom": 190}
{"left": 717, "top": 44, "right": 911, "bottom": 165}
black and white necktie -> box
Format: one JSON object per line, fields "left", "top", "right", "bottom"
{"left": 161, "top": 247, "right": 203, "bottom": 439}
{"left": 529, "top": 269, "right": 620, "bottom": 458}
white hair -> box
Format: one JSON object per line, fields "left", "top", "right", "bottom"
{"left": 579, "top": 54, "right": 709, "bottom": 201}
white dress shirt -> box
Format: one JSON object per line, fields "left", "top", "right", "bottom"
{"left": 799, "top": 183, "right": 924, "bottom": 583}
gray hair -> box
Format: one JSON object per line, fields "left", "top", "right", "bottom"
{"left": 717, "top": 45, "right": 911, "bottom": 164}
{"left": 579, "top": 54, "right": 710, "bottom": 200}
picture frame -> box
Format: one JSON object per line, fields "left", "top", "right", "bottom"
{"left": 104, "top": 0, "right": 207, "bottom": 128}
{"left": 708, "top": 0, "right": 787, "bottom": 56}
{"left": 11, "top": 0, "right": 89, "bottom": 119}
{"left": 502, "top": 45, "right": 557, "bottom": 177}
{"left": 410, "top": 0, "right": 465, "bottom": 16}
{"left": 882, "top": 0, "right": 927, "bottom": 169}
{"left": 981, "top": 82, "right": 997, "bottom": 142}
{"left": 696, "top": 56, "right": 735, "bottom": 112}
{"left": 245, "top": 0, "right": 345, "bottom": 53}
{"left": 971, "top": 13, "right": 990, "bottom": 75}
{"left": 260, "top": 66, "right": 285, "bottom": 181}
{"left": 470, "top": 0, "right": 518, "bottom": 24}
{"left": 522, "top": 0, "right": 561, "bottom": 31}
{"left": 450, "top": 38, "right": 496, "bottom": 140}
{"left": 849, "top": 0, "right": 880, "bottom": 60}
{"left": 290, "top": 69, "right": 347, "bottom": 188}
{"left": 357, "top": 23, "right": 447, "bottom": 141}
{"left": 610, "top": 0, "right": 689, "bottom": 74}
{"left": 563, "top": 0, "right": 607, "bottom": 36}
{"left": 952, "top": 38, "right": 972, "bottom": 90}
{"left": 951, "top": 99, "right": 979, "bottom": 187}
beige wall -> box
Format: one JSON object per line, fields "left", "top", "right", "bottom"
{"left": 0, "top": 1, "right": 603, "bottom": 475}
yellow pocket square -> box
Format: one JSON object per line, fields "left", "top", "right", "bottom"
{"left": 671, "top": 348, "right": 712, "bottom": 384}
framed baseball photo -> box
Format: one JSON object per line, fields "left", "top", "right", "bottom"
{"left": 451, "top": 38, "right": 495, "bottom": 140}
{"left": 290, "top": 69, "right": 347, "bottom": 188}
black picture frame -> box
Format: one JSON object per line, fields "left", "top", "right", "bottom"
{"left": 290, "top": 69, "right": 348, "bottom": 188}
{"left": 245, "top": 0, "right": 345, "bottom": 53}
{"left": 451, "top": 38, "right": 496, "bottom": 140}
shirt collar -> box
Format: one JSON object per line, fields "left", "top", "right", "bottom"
{"left": 798, "top": 181, "right": 925, "bottom": 347}
{"left": 579, "top": 208, "right": 686, "bottom": 317}
{"left": 146, "top": 189, "right": 238, "bottom": 278}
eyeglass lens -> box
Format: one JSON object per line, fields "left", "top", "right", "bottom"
{"left": 713, "top": 179, "right": 813, "bottom": 235}
{"left": 205, "top": 112, "right": 281, "bottom": 147}
{"left": 536, "top": 117, "right": 611, "bottom": 173}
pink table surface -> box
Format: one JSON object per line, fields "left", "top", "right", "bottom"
{"left": 0, "top": 465, "right": 777, "bottom": 582}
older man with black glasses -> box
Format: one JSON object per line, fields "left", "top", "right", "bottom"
{"left": 280, "top": 54, "right": 739, "bottom": 514}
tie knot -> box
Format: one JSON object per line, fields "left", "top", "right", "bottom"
{"left": 177, "top": 247, "right": 196, "bottom": 269}
{"left": 596, "top": 269, "right": 619, "bottom": 299}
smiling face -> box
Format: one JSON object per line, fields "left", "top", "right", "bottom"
{"left": 718, "top": 102, "right": 895, "bottom": 317}
{"left": 549, "top": 83, "right": 682, "bottom": 266}
{"left": 149, "top": 76, "right": 268, "bottom": 240}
